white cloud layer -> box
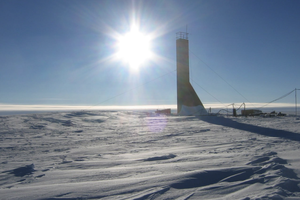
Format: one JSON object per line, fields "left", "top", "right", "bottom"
{"left": 0, "top": 102, "right": 296, "bottom": 111}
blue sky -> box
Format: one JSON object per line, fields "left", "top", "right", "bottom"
{"left": 1, "top": 0, "right": 299, "bottom": 110}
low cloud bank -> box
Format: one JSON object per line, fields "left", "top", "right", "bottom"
{"left": 0, "top": 103, "right": 295, "bottom": 112}
{"left": 0, "top": 104, "right": 177, "bottom": 111}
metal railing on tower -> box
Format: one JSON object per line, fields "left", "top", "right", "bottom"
{"left": 176, "top": 32, "right": 189, "bottom": 40}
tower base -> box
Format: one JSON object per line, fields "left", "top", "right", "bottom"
{"left": 178, "top": 105, "right": 207, "bottom": 116}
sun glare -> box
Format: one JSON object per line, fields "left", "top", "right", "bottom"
{"left": 116, "top": 26, "right": 153, "bottom": 70}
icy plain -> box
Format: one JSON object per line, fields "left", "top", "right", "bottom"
{"left": 1, "top": 111, "right": 300, "bottom": 199}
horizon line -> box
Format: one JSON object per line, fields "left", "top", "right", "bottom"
{"left": 0, "top": 102, "right": 296, "bottom": 111}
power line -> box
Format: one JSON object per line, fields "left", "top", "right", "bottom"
{"left": 257, "top": 89, "right": 295, "bottom": 109}
{"left": 190, "top": 51, "right": 255, "bottom": 107}
{"left": 189, "top": 53, "right": 225, "bottom": 106}
{"left": 190, "top": 50, "right": 300, "bottom": 114}
{"left": 191, "top": 77, "right": 225, "bottom": 105}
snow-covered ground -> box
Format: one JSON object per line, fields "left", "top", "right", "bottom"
{"left": 1, "top": 111, "right": 300, "bottom": 199}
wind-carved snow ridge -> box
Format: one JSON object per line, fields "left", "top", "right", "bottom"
{"left": 246, "top": 152, "right": 300, "bottom": 196}
{"left": 1, "top": 111, "right": 300, "bottom": 199}
{"left": 165, "top": 152, "right": 300, "bottom": 199}
{"left": 142, "top": 154, "right": 176, "bottom": 161}
{"left": 128, "top": 153, "right": 300, "bottom": 199}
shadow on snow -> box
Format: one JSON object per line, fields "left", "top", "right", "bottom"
{"left": 198, "top": 116, "right": 300, "bottom": 142}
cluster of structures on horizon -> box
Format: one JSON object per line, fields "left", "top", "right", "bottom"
{"left": 155, "top": 107, "right": 287, "bottom": 117}
{"left": 240, "top": 110, "right": 286, "bottom": 117}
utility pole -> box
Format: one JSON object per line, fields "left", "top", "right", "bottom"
{"left": 296, "top": 88, "right": 298, "bottom": 117}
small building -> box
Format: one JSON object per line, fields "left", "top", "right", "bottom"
{"left": 155, "top": 109, "right": 171, "bottom": 115}
{"left": 241, "top": 109, "right": 262, "bottom": 116}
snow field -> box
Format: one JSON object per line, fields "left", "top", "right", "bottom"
{"left": 1, "top": 111, "right": 300, "bottom": 199}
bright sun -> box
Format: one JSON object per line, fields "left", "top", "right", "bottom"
{"left": 116, "top": 26, "right": 153, "bottom": 70}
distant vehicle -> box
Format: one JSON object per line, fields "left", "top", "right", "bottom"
{"left": 277, "top": 112, "right": 286, "bottom": 116}
{"left": 241, "top": 109, "right": 262, "bottom": 116}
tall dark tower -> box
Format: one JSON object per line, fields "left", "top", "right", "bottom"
{"left": 176, "top": 32, "right": 207, "bottom": 115}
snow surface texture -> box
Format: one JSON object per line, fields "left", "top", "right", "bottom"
{"left": 1, "top": 111, "right": 300, "bottom": 199}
